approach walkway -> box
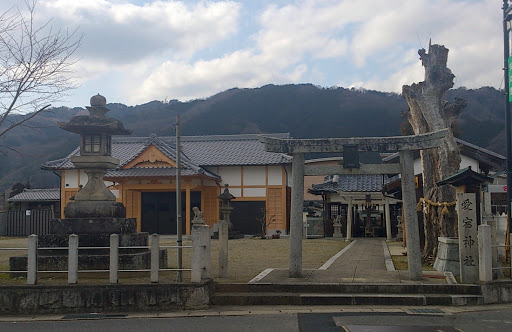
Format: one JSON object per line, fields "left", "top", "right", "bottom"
{"left": 253, "top": 238, "right": 448, "bottom": 284}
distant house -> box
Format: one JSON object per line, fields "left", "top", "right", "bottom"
{"left": 308, "top": 139, "right": 506, "bottom": 238}
{"left": 7, "top": 188, "right": 60, "bottom": 214}
{"left": 42, "top": 134, "right": 292, "bottom": 236}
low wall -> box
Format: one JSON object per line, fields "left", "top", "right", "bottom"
{"left": 481, "top": 282, "right": 512, "bottom": 304}
{"left": 0, "top": 281, "right": 212, "bottom": 314}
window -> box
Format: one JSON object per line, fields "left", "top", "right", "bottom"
{"left": 105, "top": 136, "right": 111, "bottom": 155}
{"left": 84, "top": 135, "right": 101, "bottom": 153}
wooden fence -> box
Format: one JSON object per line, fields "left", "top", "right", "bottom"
{"left": 3, "top": 209, "right": 55, "bottom": 236}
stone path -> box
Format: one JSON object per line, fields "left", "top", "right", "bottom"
{"left": 256, "top": 238, "right": 447, "bottom": 284}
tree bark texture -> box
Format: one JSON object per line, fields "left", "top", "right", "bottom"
{"left": 402, "top": 43, "right": 466, "bottom": 260}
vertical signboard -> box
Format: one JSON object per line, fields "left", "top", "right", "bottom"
{"left": 457, "top": 193, "right": 479, "bottom": 284}
{"left": 509, "top": 56, "right": 512, "bottom": 102}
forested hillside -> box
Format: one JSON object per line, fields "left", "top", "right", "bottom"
{"left": 0, "top": 84, "right": 505, "bottom": 193}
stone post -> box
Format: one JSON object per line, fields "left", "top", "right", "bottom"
{"left": 346, "top": 198, "right": 353, "bottom": 242}
{"left": 150, "top": 234, "right": 159, "bottom": 283}
{"left": 27, "top": 234, "right": 38, "bottom": 285}
{"left": 68, "top": 234, "right": 78, "bottom": 284}
{"left": 478, "top": 224, "right": 492, "bottom": 282}
{"left": 457, "top": 193, "right": 479, "bottom": 283}
{"left": 110, "top": 234, "right": 119, "bottom": 284}
{"left": 218, "top": 219, "right": 229, "bottom": 278}
{"left": 290, "top": 152, "right": 305, "bottom": 277}
{"left": 399, "top": 150, "right": 422, "bottom": 280}
{"left": 385, "top": 197, "right": 392, "bottom": 241}
{"left": 191, "top": 223, "right": 211, "bottom": 282}
{"left": 217, "top": 186, "right": 235, "bottom": 278}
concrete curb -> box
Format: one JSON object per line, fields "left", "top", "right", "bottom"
{"left": 382, "top": 240, "right": 395, "bottom": 272}
{"left": 319, "top": 240, "right": 357, "bottom": 270}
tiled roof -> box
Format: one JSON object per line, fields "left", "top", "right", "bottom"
{"left": 176, "top": 134, "right": 292, "bottom": 166}
{"left": 8, "top": 188, "right": 60, "bottom": 202}
{"left": 310, "top": 175, "right": 385, "bottom": 194}
{"left": 42, "top": 133, "right": 291, "bottom": 174}
{"left": 382, "top": 138, "right": 505, "bottom": 171}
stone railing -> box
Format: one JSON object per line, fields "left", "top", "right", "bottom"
{"left": 0, "top": 224, "right": 211, "bottom": 285}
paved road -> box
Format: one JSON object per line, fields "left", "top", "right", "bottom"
{"left": 1, "top": 306, "right": 512, "bottom": 332}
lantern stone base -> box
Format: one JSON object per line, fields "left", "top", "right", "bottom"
{"left": 433, "top": 237, "right": 460, "bottom": 276}
{"left": 64, "top": 201, "right": 126, "bottom": 218}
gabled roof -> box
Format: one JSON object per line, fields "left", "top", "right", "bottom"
{"left": 437, "top": 166, "right": 493, "bottom": 187}
{"left": 382, "top": 138, "right": 505, "bottom": 171}
{"left": 309, "top": 174, "right": 385, "bottom": 194}
{"left": 8, "top": 189, "right": 60, "bottom": 202}
{"left": 41, "top": 133, "right": 291, "bottom": 178}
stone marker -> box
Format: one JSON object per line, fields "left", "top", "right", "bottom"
{"left": 457, "top": 193, "right": 479, "bottom": 283}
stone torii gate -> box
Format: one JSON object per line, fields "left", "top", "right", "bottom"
{"left": 261, "top": 129, "right": 448, "bottom": 281}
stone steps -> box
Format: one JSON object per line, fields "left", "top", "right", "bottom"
{"left": 211, "top": 283, "right": 484, "bottom": 306}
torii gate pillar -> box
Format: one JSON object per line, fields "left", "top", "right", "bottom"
{"left": 261, "top": 129, "right": 447, "bottom": 281}
{"left": 290, "top": 153, "right": 305, "bottom": 277}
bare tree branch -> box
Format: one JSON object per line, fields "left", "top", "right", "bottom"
{"left": 0, "top": 0, "right": 82, "bottom": 151}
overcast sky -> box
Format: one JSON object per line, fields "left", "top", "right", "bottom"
{"left": 1, "top": 0, "right": 504, "bottom": 107}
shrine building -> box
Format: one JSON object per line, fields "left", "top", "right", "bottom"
{"left": 42, "top": 133, "right": 291, "bottom": 235}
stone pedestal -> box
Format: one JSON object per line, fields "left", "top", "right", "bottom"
{"left": 433, "top": 237, "right": 460, "bottom": 276}
{"left": 333, "top": 223, "right": 343, "bottom": 238}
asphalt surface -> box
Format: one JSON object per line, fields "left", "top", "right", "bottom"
{"left": 1, "top": 305, "right": 512, "bottom": 332}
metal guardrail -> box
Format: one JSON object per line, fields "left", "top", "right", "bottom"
{"left": 0, "top": 233, "right": 200, "bottom": 284}
{"left": 491, "top": 243, "right": 512, "bottom": 276}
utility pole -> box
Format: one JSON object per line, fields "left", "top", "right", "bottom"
{"left": 504, "top": 1, "right": 512, "bottom": 247}
{"left": 176, "top": 114, "right": 182, "bottom": 282}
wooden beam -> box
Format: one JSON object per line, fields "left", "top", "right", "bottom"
{"left": 304, "top": 163, "right": 400, "bottom": 176}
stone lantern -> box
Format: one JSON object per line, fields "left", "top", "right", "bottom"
{"left": 57, "top": 94, "right": 131, "bottom": 218}
{"left": 218, "top": 184, "right": 235, "bottom": 221}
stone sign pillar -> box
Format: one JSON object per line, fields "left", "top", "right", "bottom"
{"left": 457, "top": 193, "right": 479, "bottom": 283}
{"left": 290, "top": 152, "right": 305, "bottom": 277}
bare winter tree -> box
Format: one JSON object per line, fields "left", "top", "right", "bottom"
{"left": 402, "top": 42, "right": 466, "bottom": 261}
{"left": 0, "top": 0, "right": 82, "bottom": 153}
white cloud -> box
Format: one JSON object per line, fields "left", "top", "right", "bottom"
{"left": 0, "top": 0, "right": 503, "bottom": 105}
{"left": 40, "top": 0, "right": 241, "bottom": 63}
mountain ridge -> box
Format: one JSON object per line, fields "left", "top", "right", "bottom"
{"left": 0, "top": 84, "right": 505, "bottom": 193}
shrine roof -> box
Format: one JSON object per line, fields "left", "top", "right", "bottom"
{"left": 309, "top": 174, "right": 386, "bottom": 194}
{"left": 437, "top": 166, "right": 493, "bottom": 187}
{"left": 41, "top": 133, "right": 292, "bottom": 174}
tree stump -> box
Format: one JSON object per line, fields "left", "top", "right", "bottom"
{"left": 402, "top": 42, "right": 466, "bottom": 260}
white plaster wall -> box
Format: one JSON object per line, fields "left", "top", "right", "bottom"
{"left": 285, "top": 165, "right": 292, "bottom": 187}
{"left": 460, "top": 155, "right": 479, "bottom": 172}
{"left": 243, "top": 187, "right": 266, "bottom": 197}
{"left": 110, "top": 190, "right": 120, "bottom": 198}
{"left": 414, "top": 159, "right": 422, "bottom": 175}
{"left": 228, "top": 187, "right": 242, "bottom": 197}
{"left": 268, "top": 166, "right": 282, "bottom": 185}
{"left": 414, "top": 155, "right": 480, "bottom": 175}
{"left": 79, "top": 170, "right": 88, "bottom": 187}
{"left": 217, "top": 167, "right": 242, "bottom": 186}
{"left": 64, "top": 170, "right": 79, "bottom": 188}
{"left": 243, "top": 166, "right": 266, "bottom": 186}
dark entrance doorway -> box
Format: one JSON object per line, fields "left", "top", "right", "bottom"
{"left": 230, "top": 201, "right": 265, "bottom": 235}
{"left": 141, "top": 191, "right": 201, "bottom": 235}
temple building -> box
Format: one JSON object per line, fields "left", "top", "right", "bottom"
{"left": 308, "top": 138, "right": 506, "bottom": 239}
{"left": 42, "top": 133, "right": 292, "bottom": 236}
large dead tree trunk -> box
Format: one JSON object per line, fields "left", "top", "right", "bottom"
{"left": 402, "top": 42, "right": 466, "bottom": 261}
